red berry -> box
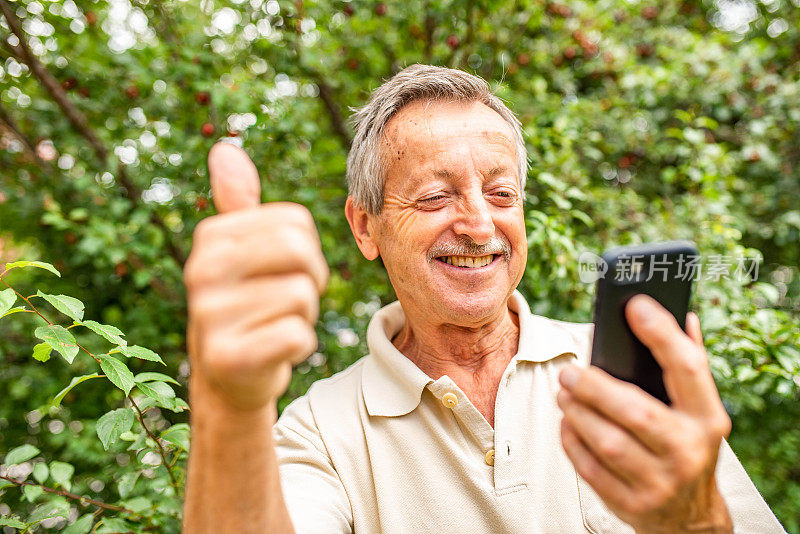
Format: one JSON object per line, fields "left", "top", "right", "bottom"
{"left": 195, "top": 91, "right": 211, "bottom": 105}
{"left": 114, "top": 263, "right": 128, "bottom": 277}
{"left": 446, "top": 35, "right": 460, "bottom": 49}
{"left": 62, "top": 77, "right": 77, "bottom": 91}
{"left": 227, "top": 130, "right": 240, "bottom": 137}
{"left": 85, "top": 11, "right": 97, "bottom": 25}
{"left": 563, "top": 46, "right": 577, "bottom": 60}
{"left": 346, "top": 58, "right": 359, "bottom": 70}
{"left": 642, "top": 6, "right": 658, "bottom": 19}
{"left": 517, "top": 52, "right": 530, "bottom": 66}
{"left": 374, "top": 3, "right": 386, "bottom": 16}
{"left": 64, "top": 232, "right": 78, "bottom": 245}
{"left": 343, "top": 4, "right": 354, "bottom": 16}
{"left": 195, "top": 197, "right": 209, "bottom": 210}
{"left": 78, "top": 86, "right": 90, "bottom": 98}
{"left": 201, "top": 123, "right": 215, "bottom": 137}
{"left": 125, "top": 85, "right": 139, "bottom": 99}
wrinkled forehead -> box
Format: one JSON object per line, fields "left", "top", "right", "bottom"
{"left": 383, "top": 100, "right": 515, "bottom": 147}
{"left": 380, "top": 100, "right": 517, "bottom": 175}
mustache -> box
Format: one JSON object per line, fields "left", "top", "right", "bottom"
{"left": 427, "top": 236, "right": 512, "bottom": 263}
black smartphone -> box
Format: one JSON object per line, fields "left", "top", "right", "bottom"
{"left": 589, "top": 241, "right": 699, "bottom": 405}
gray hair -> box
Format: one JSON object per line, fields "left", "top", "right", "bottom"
{"left": 346, "top": 64, "right": 528, "bottom": 214}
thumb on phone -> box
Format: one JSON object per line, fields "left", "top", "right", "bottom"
{"left": 208, "top": 142, "right": 261, "bottom": 213}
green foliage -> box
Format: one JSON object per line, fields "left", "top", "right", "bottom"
{"left": 1, "top": 0, "right": 798, "bottom": 531}
{"left": 0, "top": 262, "right": 186, "bottom": 530}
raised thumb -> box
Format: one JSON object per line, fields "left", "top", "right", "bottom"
{"left": 208, "top": 142, "right": 261, "bottom": 213}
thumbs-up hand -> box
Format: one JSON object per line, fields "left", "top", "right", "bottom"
{"left": 184, "top": 143, "right": 329, "bottom": 411}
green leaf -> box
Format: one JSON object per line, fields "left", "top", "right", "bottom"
{"left": 32, "top": 343, "right": 52, "bottom": 362}
{"left": 27, "top": 498, "right": 70, "bottom": 524}
{"left": 96, "top": 408, "right": 134, "bottom": 450}
{"left": 134, "top": 371, "right": 179, "bottom": 385}
{"left": 97, "top": 517, "right": 131, "bottom": 533}
{"left": 34, "top": 325, "right": 79, "bottom": 364}
{"left": 100, "top": 355, "right": 135, "bottom": 394}
{"left": 63, "top": 513, "right": 94, "bottom": 534}
{"left": 36, "top": 291, "right": 84, "bottom": 321}
{"left": 121, "top": 496, "right": 152, "bottom": 513}
{"left": 0, "top": 287, "right": 16, "bottom": 316}
{"left": 52, "top": 373, "right": 102, "bottom": 407}
{"left": 23, "top": 484, "right": 43, "bottom": 502}
{"left": 161, "top": 423, "right": 190, "bottom": 451}
{"left": 49, "top": 461, "right": 74, "bottom": 491}
{"left": 117, "top": 471, "right": 139, "bottom": 498}
{"left": 5, "top": 444, "right": 40, "bottom": 465}
{"left": 1, "top": 306, "right": 28, "bottom": 318}
{"left": 118, "top": 344, "right": 164, "bottom": 364}
{"left": 136, "top": 380, "right": 175, "bottom": 407}
{"left": 81, "top": 320, "right": 126, "bottom": 346}
{"left": 32, "top": 462, "right": 49, "bottom": 484}
{"left": 0, "top": 516, "right": 27, "bottom": 528}
{"left": 4, "top": 260, "right": 60, "bottom": 277}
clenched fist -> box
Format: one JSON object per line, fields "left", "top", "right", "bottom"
{"left": 184, "top": 143, "right": 329, "bottom": 411}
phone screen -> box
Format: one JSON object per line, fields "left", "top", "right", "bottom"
{"left": 589, "top": 241, "right": 698, "bottom": 405}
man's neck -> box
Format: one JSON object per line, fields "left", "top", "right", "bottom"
{"left": 391, "top": 305, "right": 520, "bottom": 427}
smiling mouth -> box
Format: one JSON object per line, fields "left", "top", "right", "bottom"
{"left": 435, "top": 254, "right": 499, "bottom": 268}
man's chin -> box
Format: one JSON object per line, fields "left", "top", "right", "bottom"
{"left": 428, "top": 288, "right": 510, "bottom": 326}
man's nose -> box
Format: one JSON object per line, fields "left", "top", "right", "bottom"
{"left": 452, "top": 192, "right": 495, "bottom": 245}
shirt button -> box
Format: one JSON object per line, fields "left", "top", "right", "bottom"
{"left": 441, "top": 392, "right": 458, "bottom": 409}
{"left": 484, "top": 449, "right": 495, "bottom": 466}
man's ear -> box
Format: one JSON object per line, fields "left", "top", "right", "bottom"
{"left": 345, "top": 196, "right": 380, "bottom": 261}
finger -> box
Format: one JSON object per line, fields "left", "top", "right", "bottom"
{"left": 558, "top": 389, "right": 662, "bottom": 486}
{"left": 189, "top": 218, "right": 329, "bottom": 293}
{"left": 208, "top": 142, "right": 261, "bottom": 213}
{"left": 625, "top": 294, "right": 720, "bottom": 415}
{"left": 686, "top": 312, "right": 703, "bottom": 347}
{"left": 191, "top": 273, "right": 320, "bottom": 330}
{"left": 560, "top": 419, "right": 635, "bottom": 513}
{"left": 559, "top": 365, "right": 673, "bottom": 453}
{"left": 211, "top": 314, "right": 317, "bottom": 375}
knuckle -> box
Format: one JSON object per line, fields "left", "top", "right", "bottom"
{"left": 597, "top": 435, "right": 625, "bottom": 462}
{"left": 279, "top": 316, "right": 315, "bottom": 358}
{"left": 628, "top": 403, "right": 658, "bottom": 434}
{"left": 279, "top": 226, "right": 313, "bottom": 264}
{"left": 676, "top": 352, "right": 706, "bottom": 376}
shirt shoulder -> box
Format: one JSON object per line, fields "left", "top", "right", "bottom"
{"left": 275, "top": 356, "right": 368, "bottom": 445}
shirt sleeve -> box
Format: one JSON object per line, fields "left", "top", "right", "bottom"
{"left": 717, "top": 439, "right": 787, "bottom": 533}
{"left": 273, "top": 395, "right": 353, "bottom": 534}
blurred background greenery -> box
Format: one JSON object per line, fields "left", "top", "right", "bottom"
{"left": 1, "top": 0, "right": 798, "bottom": 531}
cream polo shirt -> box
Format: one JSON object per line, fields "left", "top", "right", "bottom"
{"left": 274, "top": 291, "right": 786, "bottom": 533}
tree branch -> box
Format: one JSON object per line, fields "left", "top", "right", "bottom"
{"left": 312, "top": 73, "right": 352, "bottom": 148}
{"left": 0, "top": 474, "right": 135, "bottom": 514}
{"left": 0, "top": 101, "right": 46, "bottom": 164}
{"left": 0, "top": 0, "right": 107, "bottom": 161}
{"left": 0, "top": 0, "right": 187, "bottom": 265}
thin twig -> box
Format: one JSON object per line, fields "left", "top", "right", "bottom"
{"left": 0, "top": 475, "right": 135, "bottom": 514}
{"left": 130, "top": 399, "right": 179, "bottom": 490}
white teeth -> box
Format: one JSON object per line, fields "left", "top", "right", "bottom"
{"left": 441, "top": 255, "right": 494, "bottom": 268}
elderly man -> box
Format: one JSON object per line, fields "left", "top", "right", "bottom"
{"left": 183, "top": 65, "right": 785, "bottom": 533}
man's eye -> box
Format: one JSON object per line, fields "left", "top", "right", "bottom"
{"left": 492, "top": 191, "right": 517, "bottom": 200}
{"left": 421, "top": 195, "right": 446, "bottom": 202}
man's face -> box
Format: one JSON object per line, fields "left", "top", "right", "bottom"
{"left": 365, "top": 99, "right": 527, "bottom": 326}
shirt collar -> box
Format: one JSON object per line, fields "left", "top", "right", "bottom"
{"left": 361, "top": 290, "right": 581, "bottom": 417}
